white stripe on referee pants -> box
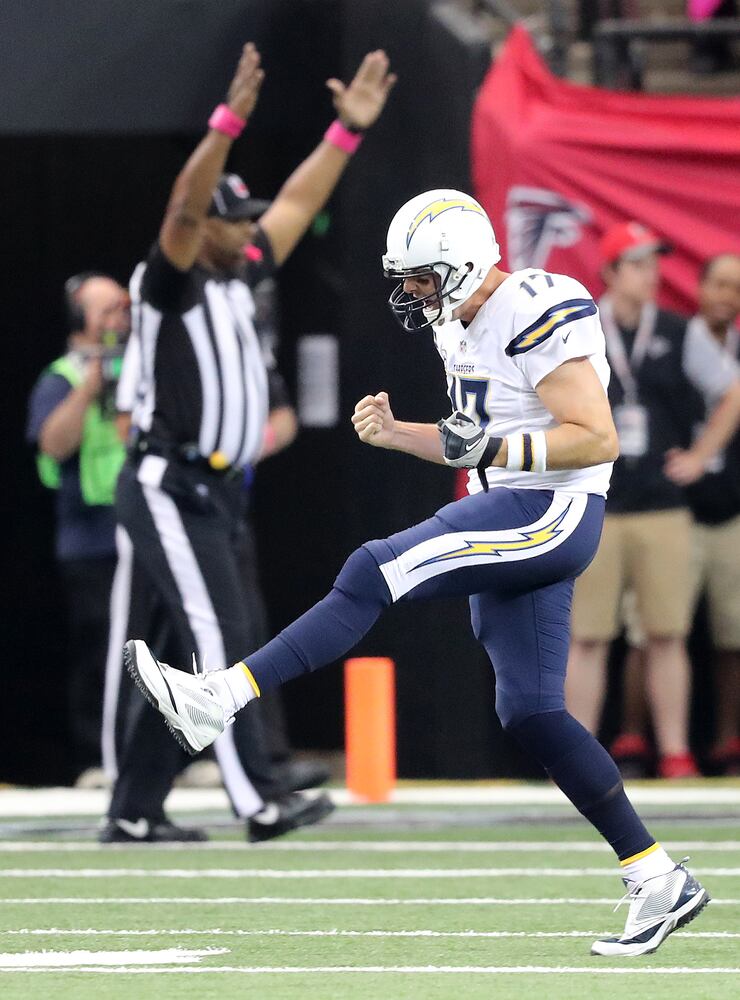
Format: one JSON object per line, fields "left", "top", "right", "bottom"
{"left": 140, "top": 481, "right": 263, "bottom": 818}
{"left": 101, "top": 525, "right": 133, "bottom": 781}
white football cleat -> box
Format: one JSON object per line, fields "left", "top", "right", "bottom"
{"left": 124, "top": 639, "right": 232, "bottom": 754}
{"left": 591, "top": 861, "right": 710, "bottom": 957}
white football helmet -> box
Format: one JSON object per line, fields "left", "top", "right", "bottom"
{"left": 382, "top": 189, "right": 501, "bottom": 331}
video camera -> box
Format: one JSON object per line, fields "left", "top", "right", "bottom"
{"left": 77, "top": 330, "right": 127, "bottom": 417}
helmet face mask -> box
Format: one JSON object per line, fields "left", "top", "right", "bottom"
{"left": 382, "top": 189, "right": 501, "bottom": 333}
{"left": 384, "top": 262, "right": 468, "bottom": 332}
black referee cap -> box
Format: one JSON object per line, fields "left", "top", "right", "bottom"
{"left": 208, "top": 174, "right": 271, "bottom": 221}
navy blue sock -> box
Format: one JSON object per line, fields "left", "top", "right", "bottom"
{"left": 244, "top": 544, "right": 391, "bottom": 690}
{"left": 510, "top": 710, "right": 655, "bottom": 861}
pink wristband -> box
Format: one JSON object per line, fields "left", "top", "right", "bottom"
{"left": 324, "top": 119, "right": 364, "bottom": 155}
{"left": 208, "top": 103, "right": 246, "bottom": 139}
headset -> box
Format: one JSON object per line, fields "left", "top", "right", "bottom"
{"left": 64, "top": 271, "right": 113, "bottom": 333}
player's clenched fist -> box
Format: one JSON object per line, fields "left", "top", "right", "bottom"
{"left": 351, "top": 392, "right": 396, "bottom": 448}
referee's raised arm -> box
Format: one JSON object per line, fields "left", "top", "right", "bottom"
{"left": 259, "top": 50, "right": 397, "bottom": 267}
{"left": 159, "top": 43, "right": 265, "bottom": 271}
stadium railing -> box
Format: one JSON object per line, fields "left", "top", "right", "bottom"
{"left": 593, "top": 17, "right": 740, "bottom": 88}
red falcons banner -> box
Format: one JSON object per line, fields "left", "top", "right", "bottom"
{"left": 471, "top": 25, "right": 740, "bottom": 314}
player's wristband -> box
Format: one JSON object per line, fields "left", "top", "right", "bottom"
{"left": 208, "top": 104, "right": 247, "bottom": 139}
{"left": 324, "top": 119, "right": 364, "bottom": 155}
{"left": 505, "top": 431, "right": 547, "bottom": 473}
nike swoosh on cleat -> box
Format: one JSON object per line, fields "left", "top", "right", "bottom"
{"left": 251, "top": 803, "right": 281, "bottom": 826}
{"left": 115, "top": 818, "right": 150, "bottom": 839}
{"left": 158, "top": 666, "right": 180, "bottom": 714}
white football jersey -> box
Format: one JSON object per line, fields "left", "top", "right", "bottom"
{"left": 433, "top": 268, "right": 613, "bottom": 497}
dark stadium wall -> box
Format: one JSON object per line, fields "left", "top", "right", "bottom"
{"left": 0, "top": 0, "right": 303, "bottom": 134}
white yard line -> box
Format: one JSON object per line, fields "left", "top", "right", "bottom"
{"left": 2, "top": 783, "right": 740, "bottom": 817}
{"left": 2, "top": 965, "right": 740, "bottom": 975}
{"left": 386, "top": 787, "right": 740, "bottom": 805}
{"left": 2, "top": 896, "right": 739, "bottom": 906}
{"left": 0, "top": 867, "right": 738, "bottom": 878}
{"left": 0, "top": 948, "right": 227, "bottom": 968}
{"left": 3, "top": 928, "right": 738, "bottom": 940}
{"left": 0, "top": 840, "right": 739, "bottom": 853}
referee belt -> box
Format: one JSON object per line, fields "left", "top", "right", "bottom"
{"left": 129, "top": 434, "right": 242, "bottom": 481}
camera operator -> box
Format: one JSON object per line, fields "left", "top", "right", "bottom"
{"left": 27, "top": 273, "right": 130, "bottom": 781}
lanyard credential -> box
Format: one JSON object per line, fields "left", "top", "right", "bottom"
{"left": 600, "top": 297, "right": 656, "bottom": 459}
{"left": 599, "top": 297, "right": 658, "bottom": 404}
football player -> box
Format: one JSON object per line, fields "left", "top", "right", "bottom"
{"left": 124, "top": 190, "right": 709, "bottom": 956}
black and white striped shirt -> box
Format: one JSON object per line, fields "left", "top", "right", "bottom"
{"left": 119, "top": 232, "right": 275, "bottom": 469}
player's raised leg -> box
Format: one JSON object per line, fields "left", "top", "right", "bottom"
{"left": 127, "top": 487, "right": 591, "bottom": 751}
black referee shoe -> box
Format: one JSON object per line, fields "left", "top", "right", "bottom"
{"left": 99, "top": 817, "right": 208, "bottom": 843}
{"left": 248, "top": 792, "right": 335, "bottom": 843}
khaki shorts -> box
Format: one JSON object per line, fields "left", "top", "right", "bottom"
{"left": 621, "top": 588, "right": 645, "bottom": 648}
{"left": 692, "top": 513, "right": 740, "bottom": 649}
{"left": 571, "top": 508, "right": 693, "bottom": 642}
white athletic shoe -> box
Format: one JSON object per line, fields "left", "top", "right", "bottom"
{"left": 124, "top": 639, "right": 232, "bottom": 754}
{"left": 591, "top": 861, "right": 710, "bottom": 957}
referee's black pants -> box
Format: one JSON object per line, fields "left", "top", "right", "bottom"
{"left": 104, "top": 454, "right": 280, "bottom": 820}
{"left": 58, "top": 555, "right": 117, "bottom": 774}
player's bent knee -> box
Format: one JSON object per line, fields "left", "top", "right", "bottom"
{"left": 496, "top": 695, "right": 549, "bottom": 732}
{"left": 334, "top": 542, "right": 392, "bottom": 606}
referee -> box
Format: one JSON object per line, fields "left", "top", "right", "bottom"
{"left": 100, "top": 43, "right": 396, "bottom": 842}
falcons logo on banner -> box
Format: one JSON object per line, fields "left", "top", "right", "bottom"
{"left": 505, "top": 186, "right": 591, "bottom": 270}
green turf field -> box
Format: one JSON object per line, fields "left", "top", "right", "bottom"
{"left": 1, "top": 789, "right": 739, "bottom": 998}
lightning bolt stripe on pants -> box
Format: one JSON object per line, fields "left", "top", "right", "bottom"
{"left": 379, "top": 492, "right": 588, "bottom": 601}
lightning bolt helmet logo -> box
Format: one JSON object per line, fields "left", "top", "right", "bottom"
{"left": 405, "top": 198, "right": 485, "bottom": 250}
